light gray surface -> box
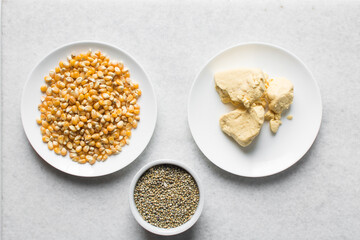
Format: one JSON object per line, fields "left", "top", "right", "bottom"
{"left": 1, "top": 0, "right": 360, "bottom": 239}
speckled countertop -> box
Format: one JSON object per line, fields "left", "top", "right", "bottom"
{"left": 1, "top": 0, "right": 360, "bottom": 239}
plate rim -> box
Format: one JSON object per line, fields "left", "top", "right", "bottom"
{"left": 21, "top": 40, "right": 158, "bottom": 177}
{"left": 187, "top": 42, "right": 322, "bottom": 177}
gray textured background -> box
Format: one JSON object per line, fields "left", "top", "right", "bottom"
{"left": 1, "top": 0, "right": 360, "bottom": 239}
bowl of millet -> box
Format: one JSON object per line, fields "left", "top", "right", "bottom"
{"left": 129, "top": 159, "right": 204, "bottom": 236}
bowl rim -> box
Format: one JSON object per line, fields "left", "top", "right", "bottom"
{"left": 128, "top": 159, "right": 204, "bottom": 236}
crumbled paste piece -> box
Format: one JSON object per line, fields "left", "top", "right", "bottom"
{"left": 215, "top": 68, "right": 267, "bottom": 108}
{"left": 258, "top": 95, "right": 268, "bottom": 108}
{"left": 264, "top": 77, "right": 294, "bottom": 133}
{"left": 287, "top": 115, "right": 293, "bottom": 120}
{"left": 219, "top": 105, "right": 264, "bottom": 147}
{"left": 270, "top": 119, "right": 282, "bottom": 133}
{"left": 266, "top": 77, "right": 294, "bottom": 114}
{"left": 264, "top": 110, "right": 281, "bottom": 121}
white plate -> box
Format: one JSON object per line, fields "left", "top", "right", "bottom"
{"left": 21, "top": 41, "right": 157, "bottom": 177}
{"left": 188, "top": 43, "right": 322, "bottom": 177}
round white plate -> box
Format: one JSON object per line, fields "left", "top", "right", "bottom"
{"left": 188, "top": 42, "right": 322, "bottom": 177}
{"left": 21, "top": 41, "right": 157, "bottom": 177}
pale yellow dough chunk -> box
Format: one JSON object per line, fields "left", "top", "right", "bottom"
{"left": 270, "top": 119, "right": 282, "bottom": 133}
{"left": 265, "top": 77, "right": 294, "bottom": 133}
{"left": 264, "top": 110, "right": 281, "bottom": 121}
{"left": 215, "top": 68, "right": 267, "bottom": 108}
{"left": 219, "top": 105, "right": 265, "bottom": 147}
{"left": 266, "top": 77, "right": 294, "bottom": 114}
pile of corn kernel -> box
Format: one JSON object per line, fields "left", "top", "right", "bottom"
{"left": 36, "top": 50, "right": 141, "bottom": 165}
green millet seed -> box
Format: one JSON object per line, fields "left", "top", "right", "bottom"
{"left": 134, "top": 164, "right": 200, "bottom": 229}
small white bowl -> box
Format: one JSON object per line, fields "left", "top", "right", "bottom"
{"left": 129, "top": 159, "right": 204, "bottom": 236}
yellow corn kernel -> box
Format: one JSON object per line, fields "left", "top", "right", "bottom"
{"left": 107, "top": 124, "right": 115, "bottom": 132}
{"left": 42, "top": 136, "right": 50, "bottom": 142}
{"left": 58, "top": 135, "right": 64, "bottom": 144}
{"left": 85, "top": 106, "right": 92, "bottom": 112}
{"left": 113, "top": 132, "right": 120, "bottom": 139}
{"left": 44, "top": 76, "right": 52, "bottom": 83}
{"left": 60, "top": 148, "right": 67, "bottom": 156}
{"left": 75, "top": 146, "right": 82, "bottom": 152}
{"left": 125, "top": 112, "right": 134, "bottom": 117}
{"left": 41, "top": 121, "right": 49, "bottom": 128}
{"left": 92, "top": 133, "right": 100, "bottom": 140}
{"left": 66, "top": 142, "right": 73, "bottom": 149}
{"left": 95, "top": 142, "right": 102, "bottom": 148}
{"left": 102, "top": 128, "right": 108, "bottom": 135}
{"left": 54, "top": 147, "right": 61, "bottom": 154}
{"left": 78, "top": 158, "right": 87, "bottom": 164}
{"left": 132, "top": 83, "right": 139, "bottom": 89}
{"left": 103, "top": 114, "right": 110, "bottom": 122}
{"left": 40, "top": 85, "right": 47, "bottom": 93}
{"left": 48, "top": 141, "right": 54, "bottom": 150}
{"left": 69, "top": 59, "right": 76, "bottom": 67}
